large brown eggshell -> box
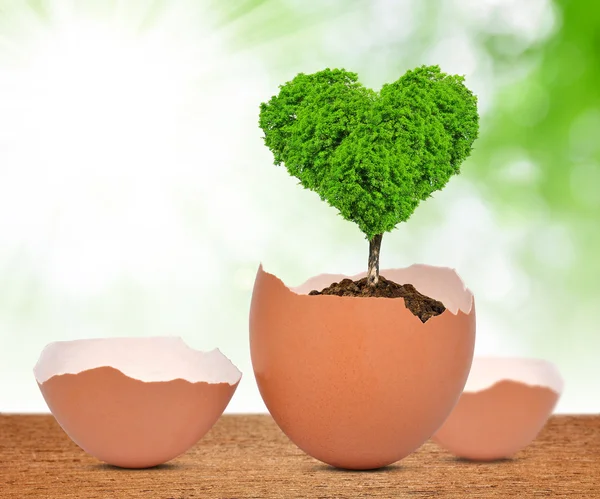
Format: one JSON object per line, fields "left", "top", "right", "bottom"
{"left": 250, "top": 264, "right": 476, "bottom": 470}
{"left": 432, "top": 357, "right": 563, "bottom": 461}
{"left": 34, "top": 337, "right": 241, "bottom": 468}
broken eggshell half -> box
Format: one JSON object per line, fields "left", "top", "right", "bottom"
{"left": 34, "top": 337, "right": 241, "bottom": 468}
{"left": 432, "top": 357, "right": 563, "bottom": 461}
{"left": 250, "top": 264, "right": 476, "bottom": 470}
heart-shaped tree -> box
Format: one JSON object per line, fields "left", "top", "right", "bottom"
{"left": 259, "top": 65, "right": 479, "bottom": 287}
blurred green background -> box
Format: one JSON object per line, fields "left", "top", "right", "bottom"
{"left": 0, "top": 0, "right": 598, "bottom": 413}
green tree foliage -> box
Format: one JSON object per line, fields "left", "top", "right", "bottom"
{"left": 259, "top": 65, "right": 479, "bottom": 240}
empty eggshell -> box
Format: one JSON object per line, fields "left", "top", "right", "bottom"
{"left": 250, "top": 264, "right": 476, "bottom": 470}
{"left": 432, "top": 357, "right": 563, "bottom": 461}
{"left": 34, "top": 337, "right": 241, "bottom": 468}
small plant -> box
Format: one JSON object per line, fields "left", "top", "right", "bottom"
{"left": 259, "top": 65, "right": 479, "bottom": 287}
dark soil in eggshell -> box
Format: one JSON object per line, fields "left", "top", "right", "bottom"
{"left": 309, "top": 276, "right": 446, "bottom": 323}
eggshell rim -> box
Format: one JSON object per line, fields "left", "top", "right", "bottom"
{"left": 261, "top": 262, "right": 474, "bottom": 317}
{"left": 36, "top": 365, "right": 242, "bottom": 388}
{"left": 463, "top": 356, "right": 564, "bottom": 395}
{"left": 33, "top": 337, "right": 242, "bottom": 386}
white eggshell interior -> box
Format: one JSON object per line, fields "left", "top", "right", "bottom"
{"left": 34, "top": 337, "right": 242, "bottom": 385}
{"left": 288, "top": 264, "right": 474, "bottom": 315}
{"left": 464, "top": 357, "right": 564, "bottom": 395}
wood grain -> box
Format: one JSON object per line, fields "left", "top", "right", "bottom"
{"left": 1, "top": 414, "right": 598, "bottom": 498}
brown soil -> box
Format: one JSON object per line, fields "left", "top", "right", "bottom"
{"left": 309, "top": 276, "right": 446, "bottom": 323}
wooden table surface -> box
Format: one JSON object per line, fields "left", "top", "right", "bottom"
{"left": 1, "top": 414, "right": 598, "bottom": 498}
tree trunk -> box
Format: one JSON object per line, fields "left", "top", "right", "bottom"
{"left": 367, "top": 233, "right": 383, "bottom": 287}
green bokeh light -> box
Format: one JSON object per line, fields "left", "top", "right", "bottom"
{"left": 0, "top": 0, "right": 598, "bottom": 413}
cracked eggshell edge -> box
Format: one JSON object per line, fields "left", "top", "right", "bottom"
{"left": 33, "top": 337, "right": 242, "bottom": 386}
{"left": 462, "top": 357, "right": 564, "bottom": 395}
{"left": 272, "top": 262, "right": 474, "bottom": 316}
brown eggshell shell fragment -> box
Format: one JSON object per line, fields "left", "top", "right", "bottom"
{"left": 433, "top": 357, "right": 563, "bottom": 461}
{"left": 250, "top": 264, "right": 476, "bottom": 470}
{"left": 34, "top": 338, "right": 241, "bottom": 468}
